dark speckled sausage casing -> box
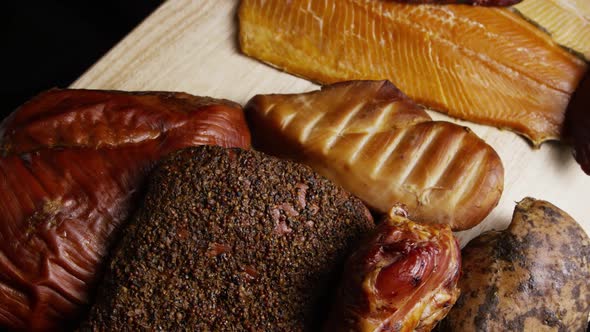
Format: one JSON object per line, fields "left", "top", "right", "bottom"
{"left": 439, "top": 197, "right": 590, "bottom": 332}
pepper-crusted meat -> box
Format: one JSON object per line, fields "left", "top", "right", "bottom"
{"left": 81, "top": 145, "right": 374, "bottom": 331}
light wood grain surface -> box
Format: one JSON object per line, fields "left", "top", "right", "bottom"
{"left": 72, "top": 0, "right": 589, "bottom": 245}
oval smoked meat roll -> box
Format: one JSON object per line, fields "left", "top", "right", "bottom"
{"left": 245, "top": 80, "right": 504, "bottom": 231}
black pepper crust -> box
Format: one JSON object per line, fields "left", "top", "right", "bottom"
{"left": 79, "top": 145, "right": 374, "bottom": 331}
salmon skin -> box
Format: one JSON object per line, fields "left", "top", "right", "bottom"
{"left": 239, "top": 0, "right": 587, "bottom": 146}
{"left": 513, "top": 0, "right": 590, "bottom": 61}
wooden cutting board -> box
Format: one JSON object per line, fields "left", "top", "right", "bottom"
{"left": 71, "top": 0, "right": 589, "bottom": 245}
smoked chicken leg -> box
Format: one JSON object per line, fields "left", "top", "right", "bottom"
{"left": 324, "top": 210, "right": 461, "bottom": 331}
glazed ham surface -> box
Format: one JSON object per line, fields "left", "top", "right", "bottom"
{"left": 0, "top": 89, "right": 251, "bottom": 331}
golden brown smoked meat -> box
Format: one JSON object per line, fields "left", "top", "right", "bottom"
{"left": 245, "top": 80, "right": 504, "bottom": 231}
{"left": 0, "top": 89, "right": 251, "bottom": 331}
{"left": 439, "top": 198, "right": 590, "bottom": 332}
{"left": 324, "top": 211, "right": 461, "bottom": 332}
{"left": 239, "top": 0, "right": 587, "bottom": 145}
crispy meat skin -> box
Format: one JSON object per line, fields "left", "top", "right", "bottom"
{"left": 80, "top": 145, "right": 374, "bottom": 331}
{"left": 325, "top": 212, "right": 461, "bottom": 332}
{"left": 0, "top": 89, "right": 249, "bottom": 153}
{"left": 0, "top": 89, "right": 250, "bottom": 331}
{"left": 439, "top": 198, "right": 590, "bottom": 331}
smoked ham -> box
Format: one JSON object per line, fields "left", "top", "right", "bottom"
{"left": 0, "top": 89, "right": 251, "bottom": 331}
{"left": 239, "top": 0, "right": 587, "bottom": 146}
{"left": 245, "top": 80, "right": 504, "bottom": 231}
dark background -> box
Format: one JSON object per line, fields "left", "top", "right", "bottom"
{"left": 2, "top": 1, "right": 163, "bottom": 119}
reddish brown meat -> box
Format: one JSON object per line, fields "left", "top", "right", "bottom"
{"left": 324, "top": 211, "right": 461, "bottom": 332}
{"left": 0, "top": 89, "right": 251, "bottom": 331}
{"left": 564, "top": 73, "right": 590, "bottom": 175}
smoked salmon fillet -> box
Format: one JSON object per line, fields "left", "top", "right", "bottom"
{"left": 245, "top": 80, "right": 504, "bottom": 231}
{"left": 239, "top": 0, "right": 587, "bottom": 146}
{"left": 513, "top": 0, "right": 590, "bottom": 61}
